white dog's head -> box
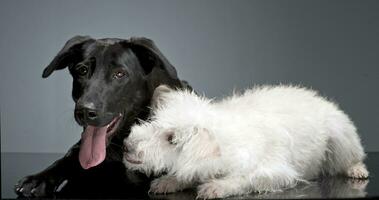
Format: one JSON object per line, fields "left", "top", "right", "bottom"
{"left": 123, "top": 85, "right": 221, "bottom": 180}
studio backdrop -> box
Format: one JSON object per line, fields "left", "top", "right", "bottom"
{"left": 1, "top": 0, "right": 378, "bottom": 153}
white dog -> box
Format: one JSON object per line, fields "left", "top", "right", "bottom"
{"left": 123, "top": 85, "right": 368, "bottom": 199}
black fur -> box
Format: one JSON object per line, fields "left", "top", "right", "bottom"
{"left": 15, "top": 36, "right": 191, "bottom": 197}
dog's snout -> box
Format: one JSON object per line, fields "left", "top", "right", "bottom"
{"left": 123, "top": 144, "right": 129, "bottom": 153}
{"left": 74, "top": 102, "right": 100, "bottom": 125}
{"left": 123, "top": 140, "right": 137, "bottom": 153}
{"left": 87, "top": 109, "right": 98, "bottom": 119}
{"left": 123, "top": 140, "right": 144, "bottom": 164}
{"left": 77, "top": 101, "right": 96, "bottom": 110}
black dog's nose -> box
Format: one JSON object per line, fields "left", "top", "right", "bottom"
{"left": 87, "top": 110, "right": 98, "bottom": 119}
{"left": 74, "top": 102, "right": 100, "bottom": 125}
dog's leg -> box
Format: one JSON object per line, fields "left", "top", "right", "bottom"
{"left": 15, "top": 142, "right": 82, "bottom": 197}
{"left": 249, "top": 162, "right": 301, "bottom": 194}
{"left": 197, "top": 161, "right": 301, "bottom": 199}
{"left": 346, "top": 162, "right": 369, "bottom": 179}
{"left": 197, "top": 176, "right": 253, "bottom": 199}
{"left": 322, "top": 114, "right": 368, "bottom": 177}
{"left": 197, "top": 162, "right": 301, "bottom": 199}
{"left": 149, "top": 175, "right": 192, "bottom": 194}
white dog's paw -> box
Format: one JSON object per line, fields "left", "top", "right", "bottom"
{"left": 346, "top": 162, "right": 369, "bottom": 179}
{"left": 149, "top": 176, "right": 184, "bottom": 194}
{"left": 197, "top": 182, "right": 228, "bottom": 199}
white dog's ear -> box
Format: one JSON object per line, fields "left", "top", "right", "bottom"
{"left": 180, "top": 127, "right": 221, "bottom": 161}
{"left": 151, "top": 84, "right": 172, "bottom": 108}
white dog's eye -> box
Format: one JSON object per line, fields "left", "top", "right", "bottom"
{"left": 166, "top": 132, "right": 176, "bottom": 145}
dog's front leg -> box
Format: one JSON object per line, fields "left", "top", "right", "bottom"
{"left": 149, "top": 175, "right": 192, "bottom": 195}
{"left": 197, "top": 176, "right": 252, "bottom": 199}
{"left": 15, "top": 141, "right": 82, "bottom": 197}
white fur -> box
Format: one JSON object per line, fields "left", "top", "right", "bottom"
{"left": 123, "top": 85, "right": 368, "bottom": 199}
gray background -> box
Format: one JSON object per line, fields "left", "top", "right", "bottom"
{"left": 1, "top": 0, "right": 378, "bottom": 153}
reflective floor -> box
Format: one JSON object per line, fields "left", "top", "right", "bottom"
{"left": 1, "top": 152, "right": 378, "bottom": 199}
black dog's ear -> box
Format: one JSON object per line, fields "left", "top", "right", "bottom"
{"left": 125, "top": 37, "right": 179, "bottom": 79}
{"left": 42, "top": 35, "right": 95, "bottom": 78}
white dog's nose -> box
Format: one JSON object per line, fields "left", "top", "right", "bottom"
{"left": 123, "top": 145, "right": 129, "bottom": 153}
{"left": 123, "top": 140, "right": 136, "bottom": 153}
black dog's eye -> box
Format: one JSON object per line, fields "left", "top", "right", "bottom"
{"left": 113, "top": 71, "right": 126, "bottom": 79}
{"left": 75, "top": 65, "right": 88, "bottom": 76}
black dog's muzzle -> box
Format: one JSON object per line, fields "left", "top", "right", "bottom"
{"left": 74, "top": 102, "right": 117, "bottom": 127}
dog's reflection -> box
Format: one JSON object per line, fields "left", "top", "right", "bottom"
{"left": 149, "top": 177, "right": 368, "bottom": 199}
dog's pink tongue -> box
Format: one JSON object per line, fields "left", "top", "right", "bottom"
{"left": 79, "top": 125, "right": 107, "bottom": 169}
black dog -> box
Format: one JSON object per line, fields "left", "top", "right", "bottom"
{"left": 15, "top": 36, "right": 191, "bottom": 197}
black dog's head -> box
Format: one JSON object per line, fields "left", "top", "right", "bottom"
{"left": 43, "top": 36, "right": 185, "bottom": 169}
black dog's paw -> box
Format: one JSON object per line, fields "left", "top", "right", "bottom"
{"left": 15, "top": 174, "right": 61, "bottom": 197}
